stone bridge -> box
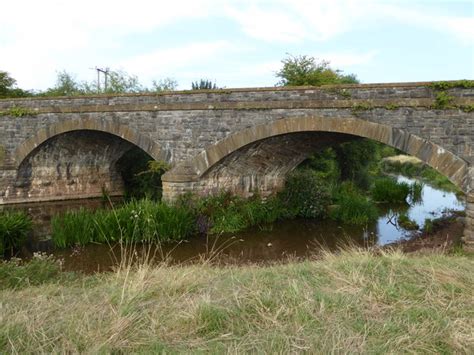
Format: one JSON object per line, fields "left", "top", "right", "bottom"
{"left": 0, "top": 81, "right": 473, "bottom": 246}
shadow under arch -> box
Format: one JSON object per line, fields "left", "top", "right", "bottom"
{"left": 13, "top": 119, "right": 165, "bottom": 167}
{"left": 163, "top": 116, "right": 469, "bottom": 193}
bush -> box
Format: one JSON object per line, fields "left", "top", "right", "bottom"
{"left": 196, "top": 193, "right": 284, "bottom": 234}
{"left": 371, "top": 177, "right": 411, "bottom": 203}
{"left": 0, "top": 210, "right": 32, "bottom": 258}
{"left": 279, "top": 170, "right": 330, "bottom": 219}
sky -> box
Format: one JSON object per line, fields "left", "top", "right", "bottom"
{"left": 1, "top": 0, "right": 473, "bottom": 91}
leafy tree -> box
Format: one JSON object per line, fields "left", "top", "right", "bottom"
{"left": 151, "top": 78, "right": 178, "bottom": 92}
{"left": 104, "top": 70, "right": 144, "bottom": 94}
{"left": 276, "top": 54, "right": 358, "bottom": 86}
{"left": 41, "top": 70, "right": 85, "bottom": 96}
{"left": 0, "top": 71, "right": 30, "bottom": 98}
{"left": 191, "top": 79, "right": 218, "bottom": 90}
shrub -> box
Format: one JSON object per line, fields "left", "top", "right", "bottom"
{"left": 0, "top": 210, "right": 32, "bottom": 258}
{"left": 279, "top": 170, "right": 330, "bottom": 219}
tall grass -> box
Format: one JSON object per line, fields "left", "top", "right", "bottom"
{"left": 330, "top": 183, "right": 378, "bottom": 225}
{"left": 51, "top": 199, "right": 196, "bottom": 248}
{"left": 371, "top": 177, "right": 411, "bottom": 203}
{"left": 0, "top": 210, "right": 32, "bottom": 258}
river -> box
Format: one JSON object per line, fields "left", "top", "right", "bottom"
{"left": 2, "top": 176, "right": 464, "bottom": 273}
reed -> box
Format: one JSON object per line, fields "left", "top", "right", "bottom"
{"left": 0, "top": 210, "right": 32, "bottom": 257}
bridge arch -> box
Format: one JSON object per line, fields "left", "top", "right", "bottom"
{"left": 14, "top": 119, "right": 164, "bottom": 167}
{"left": 163, "top": 116, "right": 469, "bottom": 194}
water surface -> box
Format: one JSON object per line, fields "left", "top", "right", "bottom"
{"left": 4, "top": 176, "right": 464, "bottom": 273}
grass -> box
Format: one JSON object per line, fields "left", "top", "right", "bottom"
{"left": 330, "top": 183, "right": 379, "bottom": 225}
{"left": 381, "top": 155, "right": 461, "bottom": 194}
{"left": 0, "top": 210, "right": 32, "bottom": 258}
{"left": 51, "top": 199, "right": 196, "bottom": 248}
{"left": 372, "top": 177, "right": 411, "bottom": 203}
{"left": 0, "top": 249, "right": 472, "bottom": 353}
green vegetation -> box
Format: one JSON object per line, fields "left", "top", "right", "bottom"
{"left": 278, "top": 169, "right": 330, "bottom": 219}
{"left": 0, "top": 211, "right": 32, "bottom": 258}
{"left": 330, "top": 183, "right": 378, "bottom": 225}
{"left": 371, "top": 177, "right": 411, "bottom": 203}
{"left": 0, "top": 70, "right": 31, "bottom": 98}
{"left": 460, "top": 104, "right": 474, "bottom": 113}
{"left": 398, "top": 213, "right": 419, "bottom": 230}
{"left": 381, "top": 156, "right": 460, "bottom": 194}
{"left": 191, "top": 79, "right": 218, "bottom": 90}
{"left": 0, "top": 106, "right": 38, "bottom": 117}
{"left": 433, "top": 91, "right": 455, "bottom": 109}
{"left": 189, "top": 193, "right": 283, "bottom": 234}
{"left": 1, "top": 249, "right": 472, "bottom": 353}
{"left": 430, "top": 80, "right": 474, "bottom": 90}
{"left": 351, "top": 102, "right": 373, "bottom": 113}
{"left": 276, "top": 54, "right": 358, "bottom": 86}
{"left": 0, "top": 252, "right": 73, "bottom": 289}
{"left": 116, "top": 147, "right": 169, "bottom": 200}
{"left": 51, "top": 199, "right": 196, "bottom": 248}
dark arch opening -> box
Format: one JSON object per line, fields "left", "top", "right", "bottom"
{"left": 11, "top": 130, "right": 159, "bottom": 203}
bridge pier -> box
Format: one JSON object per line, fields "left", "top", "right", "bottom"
{"left": 464, "top": 192, "right": 474, "bottom": 249}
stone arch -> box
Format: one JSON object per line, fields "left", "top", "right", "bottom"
{"left": 14, "top": 119, "right": 164, "bottom": 167}
{"left": 164, "top": 116, "right": 469, "bottom": 193}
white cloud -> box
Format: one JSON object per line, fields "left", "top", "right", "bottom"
{"left": 321, "top": 50, "right": 378, "bottom": 67}
{"left": 223, "top": 0, "right": 473, "bottom": 44}
{"left": 0, "top": 0, "right": 471, "bottom": 89}
{"left": 0, "top": 0, "right": 219, "bottom": 89}
{"left": 118, "top": 40, "right": 234, "bottom": 81}
{"left": 375, "top": 3, "right": 474, "bottom": 45}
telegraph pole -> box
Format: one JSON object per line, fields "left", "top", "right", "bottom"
{"left": 90, "top": 67, "right": 110, "bottom": 93}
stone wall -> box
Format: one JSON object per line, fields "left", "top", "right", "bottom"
{"left": 0, "top": 83, "right": 474, "bottom": 203}
{"left": 0, "top": 82, "right": 473, "bottom": 239}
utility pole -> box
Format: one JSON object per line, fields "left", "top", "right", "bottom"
{"left": 90, "top": 67, "right": 110, "bottom": 93}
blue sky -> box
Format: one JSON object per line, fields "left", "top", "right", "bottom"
{"left": 1, "top": 0, "right": 472, "bottom": 91}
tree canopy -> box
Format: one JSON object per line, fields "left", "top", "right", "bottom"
{"left": 0, "top": 71, "right": 30, "bottom": 98}
{"left": 276, "top": 55, "right": 359, "bottom": 86}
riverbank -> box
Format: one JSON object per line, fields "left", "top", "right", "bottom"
{"left": 387, "top": 211, "right": 466, "bottom": 254}
{"left": 1, "top": 248, "right": 472, "bottom": 353}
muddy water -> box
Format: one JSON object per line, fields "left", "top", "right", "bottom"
{"left": 3, "top": 176, "right": 464, "bottom": 273}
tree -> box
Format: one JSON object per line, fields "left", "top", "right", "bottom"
{"left": 104, "top": 70, "right": 143, "bottom": 94}
{"left": 276, "top": 54, "right": 359, "bottom": 86}
{"left": 42, "top": 70, "right": 85, "bottom": 96}
{"left": 191, "top": 79, "right": 218, "bottom": 90}
{"left": 151, "top": 78, "right": 178, "bottom": 92}
{"left": 0, "top": 71, "right": 30, "bottom": 98}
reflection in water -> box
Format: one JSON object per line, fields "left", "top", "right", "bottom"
{"left": 2, "top": 176, "right": 464, "bottom": 273}
{"left": 376, "top": 176, "right": 463, "bottom": 244}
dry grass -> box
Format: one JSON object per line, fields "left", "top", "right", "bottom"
{"left": 1, "top": 249, "right": 473, "bottom": 353}
{"left": 383, "top": 155, "right": 423, "bottom": 165}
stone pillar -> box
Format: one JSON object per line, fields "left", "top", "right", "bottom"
{"left": 464, "top": 192, "right": 474, "bottom": 250}
{"left": 162, "top": 180, "right": 199, "bottom": 203}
